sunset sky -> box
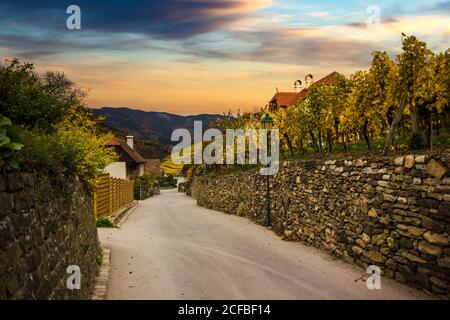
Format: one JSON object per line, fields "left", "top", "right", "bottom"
{"left": 0, "top": 0, "right": 449, "bottom": 114}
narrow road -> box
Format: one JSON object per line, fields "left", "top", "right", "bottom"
{"left": 98, "top": 189, "right": 428, "bottom": 300}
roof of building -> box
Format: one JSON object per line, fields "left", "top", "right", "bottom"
{"left": 295, "top": 88, "right": 308, "bottom": 102}
{"left": 270, "top": 92, "right": 299, "bottom": 107}
{"left": 315, "top": 71, "right": 340, "bottom": 86}
{"left": 144, "top": 159, "right": 162, "bottom": 177}
{"left": 270, "top": 72, "right": 340, "bottom": 108}
{"left": 106, "top": 137, "right": 146, "bottom": 164}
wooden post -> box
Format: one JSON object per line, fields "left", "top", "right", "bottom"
{"left": 92, "top": 187, "right": 97, "bottom": 217}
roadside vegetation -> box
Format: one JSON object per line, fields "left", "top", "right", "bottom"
{"left": 0, "top": 59, "right": 117, "bottom": 186}
{"left": 96, "top": 217, "right": 116, "bottom": 228}
{"left": 0, "top": 114, "right": 23, "bottom": 170}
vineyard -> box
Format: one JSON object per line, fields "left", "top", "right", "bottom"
{"left": 214, "top": 34, "right": 450, "bottom": 159}
{"left": 161, "top": 155, "right": 183, "bottom": 176}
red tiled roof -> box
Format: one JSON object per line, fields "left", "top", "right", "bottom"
{"left": 295, "top": 88, "right": 308, "bottom": 102}
{"left": 270, "top": 92, "right": 299, "bottom": 107}
{"left": 106, "top": 137, "right": 145, "bottom": 164}
{"left": 315, "top": 71, "right": 340, "bottom": 86}
{"left": 144, "top": 159, "right": 162, "bottom": 177}
{"left": 106, "top": 137, "right": 121, "bottom": 146}
{"left": 270, "top": 72, "right": 340, "bottom": 108}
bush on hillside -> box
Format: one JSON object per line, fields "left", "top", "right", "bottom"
{"left": 19, "top": 121, "right": 117, "bottom": 186}
{"left": 0, "top": 59, "right": 87, "bottom": 132}
{"left": 0, "top": 59, "right": 117, "bottom": 184}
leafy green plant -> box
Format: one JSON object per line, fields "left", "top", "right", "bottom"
{"left": 19, "top": 119, "right": 117, "bottom": 187}
{"left": 96, "top": 217, "right": 116, "bottom": 228}
{"left": 0, "top": 59, "right": 86, "bottom": 133}
{"left": 0, "top": 114, "right": 23, "bottom": 170}
{"left": 1, "top": 58, "right": 117, "bottom": 184}
{"left": 158, "top": 174, "right": 176, "bottom": 187}
{"left": 96, "top": 254, "right": 104, "bottom": 265}
{"left": 132, "top": 172, "right": 157, "bottom": 188}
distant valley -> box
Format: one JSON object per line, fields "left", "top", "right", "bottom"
{"left": 93, "top": 107, "right": 222, "bottom": 159}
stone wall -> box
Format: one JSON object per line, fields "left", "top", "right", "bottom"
{"left": 0, "top": 171, "right": 101, "bottom": 299}
{"left": 191, "top": 153, "right": 450, "bottom": 298}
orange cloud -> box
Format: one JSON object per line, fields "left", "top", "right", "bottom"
{"left": 2, "top": 4, "right": 447, "bottom": 115}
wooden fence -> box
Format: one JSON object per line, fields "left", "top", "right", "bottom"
{"left": 92, "top": 173, "right": 134, "bottom": 217}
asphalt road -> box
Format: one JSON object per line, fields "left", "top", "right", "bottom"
{"left": 98, "top": 189, "right": 428, "bottom": 300}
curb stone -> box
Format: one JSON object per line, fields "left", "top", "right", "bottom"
{"left": 92, "top": 248, "right": 111, "bottom": 300}
{"left": 114, "top": 202, "right": 139, "bottom": 228}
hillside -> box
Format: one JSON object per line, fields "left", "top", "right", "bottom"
{"left": 160, "top": 142, "right": 203, "bottom": 176}
{"left": 93, "top": 107, "right": 222, "bottom": 159}
{"left": 93, "top": 107, "right": 221, "bottom": 145}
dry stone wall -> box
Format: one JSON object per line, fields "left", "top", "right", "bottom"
{"left": 191, "top": 153, "right": 450, "bottom": 298}
{"left": 0, "top": 171, "right": 101, "bottom": 299}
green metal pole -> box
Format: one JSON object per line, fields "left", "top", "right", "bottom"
{"left": 266, "top": 126, "right": 271, "bottom": 227}
{"left": 266, "top": 174, "right": 270, "bottom": 227}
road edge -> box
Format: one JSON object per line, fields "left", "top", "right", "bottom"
{"left": 114, "top": 202, "right": 139, "bottom": 228}
{"left": 92, "top": 247, "right": 111, "bottom": 300}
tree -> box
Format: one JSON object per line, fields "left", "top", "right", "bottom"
{"left": 367, "top": 51, "right": 397, "bottom": 135}
{"left": 345, "top": 71, "right": 373, "bottom": 149}
{"left": 0, "top": 58, "right": 117, "bottom": 184}
{"left": 0, "top": 59, "right": 86, "bottom": 132}
{"left": 397, "top": 35, "right": 434, "bottom": 149}
{"left": 272, "top": 106, "right": 295, "bottom": 157}
{"left": 286, "top": 94, "right": 321, "bottom": 153}
{"left": 432, "top": 50, "right": 450, "bottom": 137}
{"left": 327, "top": 74, "right": 352, "bottom": 152}
{"left": 203, "top": 34, "right": 449, "bottom": 156}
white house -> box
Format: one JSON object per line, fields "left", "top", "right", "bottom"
{"left": 105, "top": 135, "right": 145, "bottom": 179}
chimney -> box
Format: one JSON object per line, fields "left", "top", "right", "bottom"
{"left": 305, "top": 74, "right": 314, "bottom": 88}
{"left": 294, "top": 80, "right": 302, "bottom": 93}
{"left": 126, "top": 135, "right": 134, "bottom": 149}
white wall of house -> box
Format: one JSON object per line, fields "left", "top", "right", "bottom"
{"left": 105, "top": 162, "right": 127, "bottom": 180}
{"left": 176, "top": 176, "right": 186, "bottom": 187}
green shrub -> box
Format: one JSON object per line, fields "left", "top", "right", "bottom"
{"left": 96, "top": 254, "right": 104, "bottom": 265}
{"left": 0, "top": 114, "right": 23, "bottom": 170}
{"left": 19, "top": 122, "right": 117, "bottom": 187}
{"left": 1, "top": 58, "right": 117, "bottom": 184}
{"left": 0, "top": 59, "right": 86, "bottom": 133}
{"left": 159, "top": 174, "right": 176, "bottom": 187}
{"left": 132, "top": 172, "right": 157, "bottom": 188}
{"left": 96, "top": 217, "right": 116, "bottom": 228}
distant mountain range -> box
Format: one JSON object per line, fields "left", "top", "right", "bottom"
{"left": 92, "top": 107, "right": 222, "bottom": 159}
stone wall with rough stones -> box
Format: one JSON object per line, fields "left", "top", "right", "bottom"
{"left": 191, "top": 153, "right": 450, "bottom": 298}
{"left": 0, "top": 171, "right": 101, "bottom": 299}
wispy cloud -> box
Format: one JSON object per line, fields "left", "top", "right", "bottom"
{"left": 304, "top": 11, "right": 330, "bottom": 18}
{"left": 0, "top": 0, "right": 271, "bottom": 39}
{"left": 0, "top": 0, "right": 448, "bottom": 113}
{"left": 427, "top": 0, "right": 450, "bottom": 12}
